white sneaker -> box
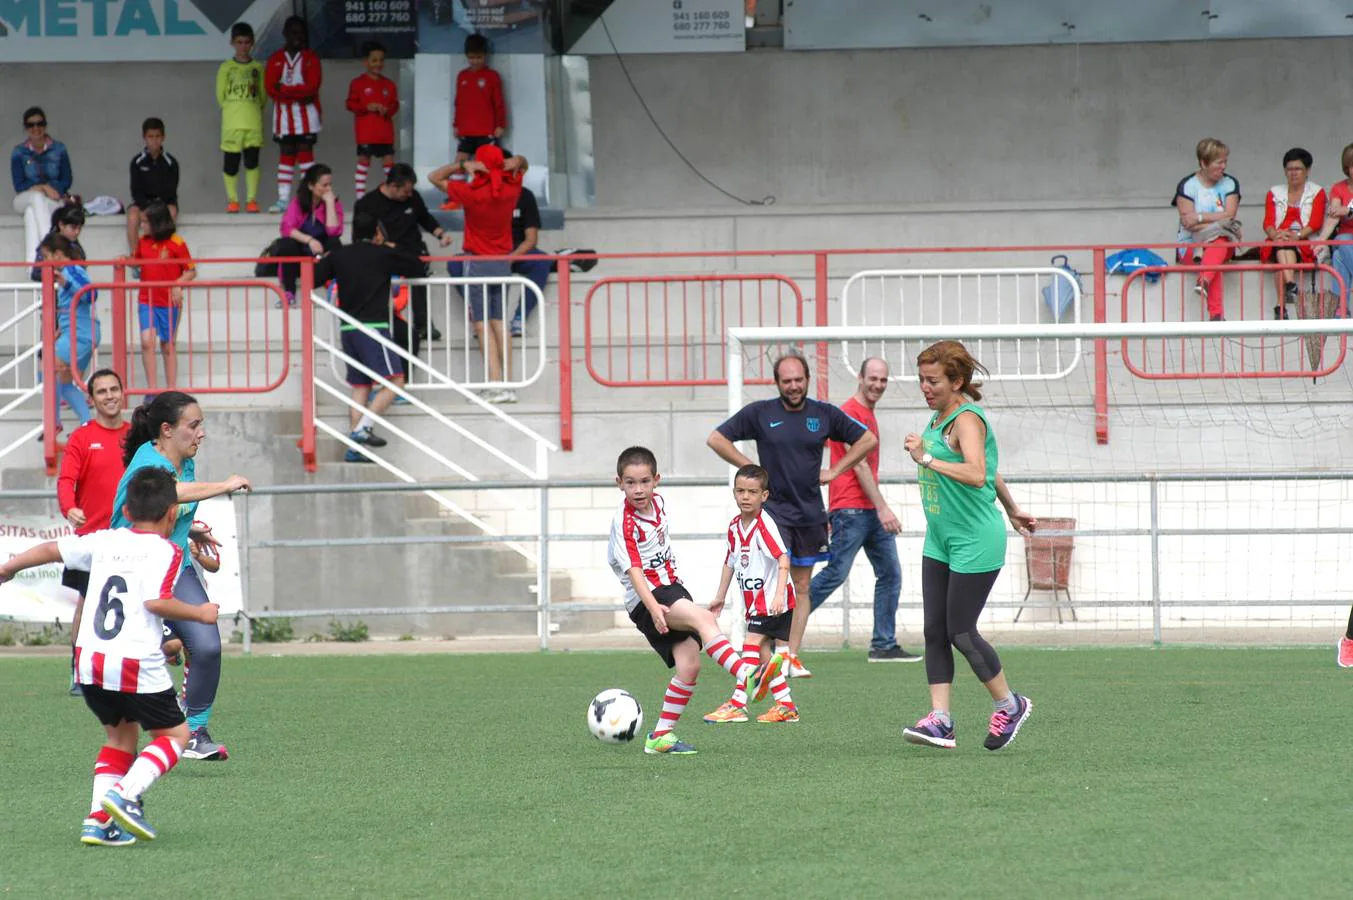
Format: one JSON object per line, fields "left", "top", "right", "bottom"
{"left": 745, "top": 14, "right": 755, "bottom": 27}
{"left": 785, "top": 653, "right": 812, "bottom": 679}
{"left": 493, "top": 388, "right": 518, "bottom": 404}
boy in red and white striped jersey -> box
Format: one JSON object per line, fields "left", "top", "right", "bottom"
{"left": 705, "top": 464, "right": 800, "bottom": 724}
{"left": 264, "top": 16, "right": 323, "bottom": 213}
{"left": 607, "top": 446, "right": 779, "bottom": 755}
{"left": 0, "top": 467, "right": 218, "bottom": 847}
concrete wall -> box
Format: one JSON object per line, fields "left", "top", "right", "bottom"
{"left": 589, "top": 38, "right": 1353, "bottom": 208}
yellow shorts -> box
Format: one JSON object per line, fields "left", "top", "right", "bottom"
{"left": 221, "top": 128, "right": 264, "bottom": 153}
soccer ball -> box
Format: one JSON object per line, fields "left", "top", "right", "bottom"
{"left": 587, "top": 689, "right": 643, "bottom": 744}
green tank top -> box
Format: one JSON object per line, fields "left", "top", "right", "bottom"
{"left": 918, "top": 402, "right": 1007, "bottom": 573}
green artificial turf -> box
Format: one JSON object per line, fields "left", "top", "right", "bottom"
{"left": 0, "top": 648, "right": 1346, "bottom": 898}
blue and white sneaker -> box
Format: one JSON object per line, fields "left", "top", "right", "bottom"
{"left": 80, "top": 816, "right": 136, "bottom": 846}
{"left": 101, "top": 790, "right": 156, "bottom": 841}
{"left": 344, "top": 447, "right": 375, "bottom": 463}
{"left": 350, "top": 426, "right": 387, "bottom": 448}
{"left": 902, "top": 712, "right": 957, "bottom": 749}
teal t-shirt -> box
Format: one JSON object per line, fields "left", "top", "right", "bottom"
{"left": 111, "top": 442, "right": 198, "bottom": 569}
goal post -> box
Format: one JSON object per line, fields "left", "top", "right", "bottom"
{"left": 724, "top": 319, "right": 1353, "bottom": 646}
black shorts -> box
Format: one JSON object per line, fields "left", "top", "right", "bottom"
{"left": 747, "top": 611, "right": 792, "bottom": 642}
{"left": 357, "top": 143, "right": 394, "bottom": 158}
{"left": 457, "top": 135, "right": 499, "bottom": 157}
{"left": 61, "top": 566, "right": 90, "bottom": 596}
{"left": 82, "top": 685, "right": 185, "bottom": 730}
{"left": 627, "top": 582, "right": 701, "bottom": 669}
{"left": 341, "top": 327, "right": 401, "bottom": 386}
{"left": 274, "top": 133, "right": 319, "bottom": 147}
{"left": 779, "top": 521, "right": 831, "bottom": 567}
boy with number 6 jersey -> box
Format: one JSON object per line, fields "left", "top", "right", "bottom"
{"left": 705, "top": 464, "right": 800, "bottom": 724}
{"left": 607, "top": 446, "right": 778, "bottom": 755}
{"left": 0, "top": 467, "right": 219, "bottom": 846}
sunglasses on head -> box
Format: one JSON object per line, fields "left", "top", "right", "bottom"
{"left": 25, "top": 120, "right": 46, "bottom": 128}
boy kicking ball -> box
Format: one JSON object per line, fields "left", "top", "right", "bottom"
{"left": 705, "top": 464, "right": 800, "bottom": 724}
{"left": 608, "top": 446, "right": 780, "bottom": 755}
{"left": 0, "top": 467, "right": 218, "bottom": 846}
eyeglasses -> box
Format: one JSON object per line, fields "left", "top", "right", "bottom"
{"left": 24, "top": 120, "right": 46, "bottom": 129}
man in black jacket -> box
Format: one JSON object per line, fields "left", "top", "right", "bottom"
{"left": 314, "top": 210, "right": 427, "bottom": 462}
{"left": 353, "top": 163, "right": 452, "bottom": 353}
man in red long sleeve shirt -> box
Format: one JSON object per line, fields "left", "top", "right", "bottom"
{"left": 57, "top": 369, "right": 131, "bottom": 695}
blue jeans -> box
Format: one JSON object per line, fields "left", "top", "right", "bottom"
{"left": 809, "top": 508, "right": 902, "bottom": 651}
{"left": 1329, "top": 233, "right": 1353, "bottom": 315}
{"left": 449, "top": 251, "right": 553, "bottom": 323}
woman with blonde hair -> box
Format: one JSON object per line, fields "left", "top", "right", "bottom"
{"left": 901, "top": 341, "right": 1037, "bottom": 752}
{"left": 1172, "top": 137, "right": 1242, "bottom": 321}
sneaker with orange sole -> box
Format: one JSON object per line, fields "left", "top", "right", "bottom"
{"left": 757, "top": 703, "right": 799, "bottom": 723}
{"left": 1338, "top": 636, "right": 1353, "bottom": 668}
{"left": 702, "top": 701, "right": 748, "bottom": 724}
{"left": 439, "top": 198, "right": 461, "bottom": 210}
{"left": 225, "top": 201, "right": 240, "bottom": 213}
{"left": 245, "top": 200, "right": 261, "bottom": 213}
{"left": 785, "top": 653, "right": 812, "bottom": 679}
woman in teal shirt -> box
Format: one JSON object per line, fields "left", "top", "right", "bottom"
{"left": 900, "top": 341, "right": 1038, "bottom": 753}
{"left": 112, "top": 391, "right": 251, "bottom": 762}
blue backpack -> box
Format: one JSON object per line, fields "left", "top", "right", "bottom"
{"left": 1106, "top": 248, "right": 1168, "bottom": 283}
{"left": 1042, "top": 255, "right": 1082, "bottom": 321}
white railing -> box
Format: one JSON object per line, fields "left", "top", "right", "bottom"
{"left": 311, "top": 289, "right": 558, "bottom": 560}
{"left": 0, "top": 283, "right": 44, "bottom": 457}
{"left": 838, "top": 267, "right": 1083, "bottom": 381}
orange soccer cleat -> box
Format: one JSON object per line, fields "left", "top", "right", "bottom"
{"left": 702, "top": 701, "right": 748, "bottom": 724}
{"left": 245, "top": 200, "right": 261, "bottom": 213}
{"left": 225, "top": 201, "right": 240, "bottom": 213}
{"left": 1338, "top": 636, "right": 1353, "bottom": 668}
{"left": 757, "top": 703, "right": 800, "bottom": 724}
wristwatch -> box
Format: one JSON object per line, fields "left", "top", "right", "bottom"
{"left": 919, "top": 453, "right": 934, "bottom": 468}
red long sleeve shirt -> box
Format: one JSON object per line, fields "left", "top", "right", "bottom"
{"left": 454, "top": 66, "right": 506, "bottom": 137}
{"left": 56, "top": 421, "right": 130, "bottom": 535}
{"left": 346, "top": 73, "right": 399, "bottom": 145}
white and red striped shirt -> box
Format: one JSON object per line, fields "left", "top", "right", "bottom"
{"left": 61, "top": 528, "right": 182, "bottom": 693}
{"left": 725, "top": 510, "right": 795, "bottom": 618}
{"left": 608, "top": 494, "right": 680, "bottom": 613}
{"left": 268, "top": 49, "right": 323, "bottom": 137}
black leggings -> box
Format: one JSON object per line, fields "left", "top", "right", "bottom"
{"left": 921, "top": 556, "right": 1003, "bottom": 686}
{"left": 275, "top": 235, "right": 341, "bottom": 294}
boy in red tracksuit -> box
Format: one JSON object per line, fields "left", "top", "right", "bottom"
{"left": 264, "top": 16, "right": 323, "bottom": 213}
{"left": 444, "top": 32, "right": 506, "bottom": 210}
{"left": 346, "top": 40, "right": 399, "bottom": 198}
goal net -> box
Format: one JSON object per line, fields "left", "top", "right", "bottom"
{"left": 716, "top": 319, "right": 1353, "bottom": 647}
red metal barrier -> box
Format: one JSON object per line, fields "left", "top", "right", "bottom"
{"left": 1120, "top": 262, "right": 1348, "bottom": 379}
{"left": 583, "top": 274, "right": 804, "bottom": 387}
{"left": 14, "top": 241, "right": 1353, "bottom": 474}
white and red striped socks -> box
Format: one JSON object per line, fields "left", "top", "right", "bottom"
{"left": 297, "top": 149, "right": 315, "bottom": 180}
{"left": 705, "top": 634, "right": 758, "bottom": 682}
{"left": 277, "top": 155, "right": 296, "bottom": 205}
{"left": 730, "top": 640, "right": 760, "bottom": 707}
{"left": 89, "top": 746, "right": 134, "bottom": 823}
{"left": 652, "top": 677, "right": 694, "bottom": 737}
{"left": 769, "top": 672, "right": 795, "bottom": 710}
{"left": 355, "top": 161, "right": 370, "bottom": 197}
{"left": 382, "top": 163, "right": 392, "bottom": 181}
{"left": 113, "top": 736, "right": 182, "bottom": 801}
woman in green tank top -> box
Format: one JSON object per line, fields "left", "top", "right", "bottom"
{"left": 899, "top": 341, "right": 1039, "bottom": 752}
